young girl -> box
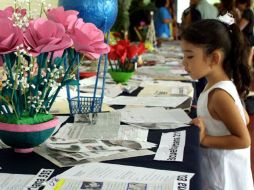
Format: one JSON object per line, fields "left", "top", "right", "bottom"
{"left": 180, "top": 15, "right": 253, "bottom": 189}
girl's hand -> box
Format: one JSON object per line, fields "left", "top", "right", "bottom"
{"left": 191, "top": 117, "right": 206, "bottom": 143}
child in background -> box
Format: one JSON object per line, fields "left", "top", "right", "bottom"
{"left": 180, "top": 14, "right": 253, "bottom": 190}
{"left": 154, "top": 0, "right": 173, "bottom": 39}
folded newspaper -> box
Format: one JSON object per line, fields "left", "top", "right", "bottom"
{"left": 35, "top": 138, "right": 156, "bottom": 167}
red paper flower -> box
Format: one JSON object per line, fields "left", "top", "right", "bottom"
{"left": 108, "top": 39, "right": 146, "bottom": 72}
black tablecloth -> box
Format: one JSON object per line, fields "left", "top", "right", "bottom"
{"left": 0, "top": 126, "right": 201, "bottom": 190}
{"left": 0, "top": 82, "right": 201, "bottom": 189}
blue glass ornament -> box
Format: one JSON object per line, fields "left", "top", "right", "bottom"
{"left": 58, "top": 0, "right": 118, "bottom": 32}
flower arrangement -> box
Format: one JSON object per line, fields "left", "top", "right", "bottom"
{"left": 108, "top": 39, "right": 145, "bottom": 72}
{"left": 0, "top": 0, "right": 109, "bottom": 124}
{"left": 134, "top": 21, "right": 149, "bottom": 42}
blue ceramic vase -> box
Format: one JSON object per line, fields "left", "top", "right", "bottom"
{"left": 58, "top": 0, "right": 118, "bottom": 33}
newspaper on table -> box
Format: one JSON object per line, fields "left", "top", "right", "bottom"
{"left": 135, "top": 123, "right": 191, "bottom": 130}
{"left": 46, "top": 138, "right": 156, "bottom": 153}
{"left": 120, "top": 107, "right": 191, "bottom": 125}
{"left": 43, "top": 163, "right": 194, "bottom": 190}
{"left": 118, "top": 124, "right": 149, "bottom": 142}
{"left": 35, "top": 138, "right": 156, "bottom": 167}
{"left": 39, "top": 111, "right": 155, "bottom": 167}
{"left": 136, "top": 65, "right": 189, "bottom": 81}
{"left": 138, "top": 82, "right": 193, "bottom": 97}
{"left": 154, "top": 130, "right": 186, "bottom": 162}
{"left": 0, "top": 173, "right": 34, "bottom": 190}
{"left": 55, "top": 112, "right": 121, "bottom": 140}
{"left": 0, "top": 169, "right": 54, "bottom": 190}
{"left": 55, "top": 112, "right": 150, "bottom": 142}
{"left": 79, "top": 84, "right": 123, "bottom": 98}
{"left": 34, "top": 143, "right": 155, "bottom": 167}
{"left": 25, "top": 168, "right": 54, "bottom": 190}
{"left": 105, "top": 96, "right": 190, "bottom": 108}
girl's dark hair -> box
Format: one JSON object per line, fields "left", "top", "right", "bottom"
{"left": 181, "top": 19, "right": 251, "bottom": 98}
{"left": 236, "top": 0, "right": 251, "bottom": 7}
{"left": 155, "top": 0, "right": 167, "bottom": 8}
{"left": 221, "top": 0, "right": 234, "bottom": 11}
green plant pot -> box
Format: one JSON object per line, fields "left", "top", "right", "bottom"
{"left": 0, "top": 117, "right": 58, "bottom": 153}
{"left": 108, "top": 69, "right": 134, "bottom": 84}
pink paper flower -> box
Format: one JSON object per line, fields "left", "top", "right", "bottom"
{"left": 0, "top": 6, "right": 13, "bottom": 18}
{"left": 46, "top": 7, "right": 78, "bottom": 32}
{"left": 23, "top": 18, "right": 73, "bottom": 56}
{"left": 0, "top": 18, "right": 23, "bottom": 54}
{"left": 0, "top": 6, "right": 26, "bottom": 18}
{"left": 69, "top": 19, "right": 109, "bottom": 59}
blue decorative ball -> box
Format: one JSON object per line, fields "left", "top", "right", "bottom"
{"left": 58, "top": 0, "right": 118, "bottom": 33}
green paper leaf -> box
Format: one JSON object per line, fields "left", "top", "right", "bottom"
{"left": 54, "top": 57, "right": 63, "bottom": 68}
{"left": 64, "top": 79, "right": 79, "bottom": 86}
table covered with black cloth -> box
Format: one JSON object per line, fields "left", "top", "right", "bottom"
{"left": 0, "top": 81, "right": 201, "bottom": 189}
{"left": 0, "top": 125, "right": 201, "bottom": 190}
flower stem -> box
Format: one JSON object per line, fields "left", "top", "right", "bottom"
{"left": 4, "top": 54, "right": 19, "bottom": 119}
{"left": 47, "top": 50, "right": 78, "bottom": 111}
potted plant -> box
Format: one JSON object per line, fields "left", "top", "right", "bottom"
{"left": 0, "top": 1, "right": 109, "bottom": 153}
{"left": 108, "top": 39, "right": 145, "bottom": 83}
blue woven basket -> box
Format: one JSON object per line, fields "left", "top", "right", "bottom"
{"left": 68, "top": 96, "right": 102, "bottom": 114}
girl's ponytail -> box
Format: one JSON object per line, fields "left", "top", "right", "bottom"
{"left": 227, "top": 24, "right": 251, "bottom": 98}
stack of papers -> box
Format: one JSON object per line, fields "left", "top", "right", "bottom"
{"left": 34, "top": 112, "right": 156, "bottom": 167}
{"left": 43, "top": 163, "right": 195, "bottom": 190}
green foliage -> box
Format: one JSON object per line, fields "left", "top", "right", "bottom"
{"left": 1, "top": 49, "right": 79, "bottom": 120}
{"left": 112, "top": 0, "right": 132, "bottom": 33}
{"left": 0, "top": 112, "right": 54, "bottom": 124}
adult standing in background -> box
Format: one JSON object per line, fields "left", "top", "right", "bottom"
{"left": 181, "top": 0, "right": 201, "bottom": 32}
{"left": 154, "top": 0, "right": 174, "bottom": 39}
{"left": 236, "top": 0, "right": 254, "bottom": 67}
{"left": 219, "top": 0, "right": 240, "bottom": 23}
{"left": 236, "top": 0, "right": 254, "bottom": 43}
{"left": 196, "top": 0, "right": 219, "bottom": 19}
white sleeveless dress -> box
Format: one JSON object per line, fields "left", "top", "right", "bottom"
{"left": 197, "top": 81, "right": 253, "bottom": 190}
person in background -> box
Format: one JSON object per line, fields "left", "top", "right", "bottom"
{"left": 181, "top": 0, "right": 201, "bottom": 33}
{"left": 219, "top": 0, "right": 240, "bottom": 22}
{"left": 129, "top": 0, "right": 156, "bottom": 42}
{"left": 181, "top": 15, "right": 253, "bottom": 190}
{"left": 154, "top": 0, "right": 173, "bottom": 39}
{"left": 195, "top": 0, "right": 219, "bottom": 19}
{"left": 236, "top": 0, "right": 254, "bottom": 67}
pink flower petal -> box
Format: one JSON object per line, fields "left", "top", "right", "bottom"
{"left": 24, "top": 18, "right": 73, "bottom": 56}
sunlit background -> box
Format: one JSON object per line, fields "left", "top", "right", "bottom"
{"left": 0, "top": 0, "right": 57, "bottom": 9}
{"left": 0, "top": 0, "right": 220, "bottom": 24}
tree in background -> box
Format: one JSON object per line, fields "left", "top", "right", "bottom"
{"left": 111, "top": 0, "right": 133, "bottom": 39}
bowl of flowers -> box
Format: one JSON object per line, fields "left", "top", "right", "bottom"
{"left": 0, "top": 1, "right": 109, "bottom": 153}
{"left": 108, "top": 39, "right": 145, "bottom": 84}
